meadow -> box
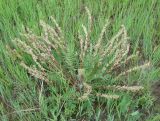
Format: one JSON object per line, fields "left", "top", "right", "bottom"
{"left": 0, "top": 0, "right": 160, "bottom": 120}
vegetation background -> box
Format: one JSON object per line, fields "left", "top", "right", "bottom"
{"left": 0, "top": 0, "right": 160, "bottom": 120}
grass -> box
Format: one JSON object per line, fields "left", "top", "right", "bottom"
{"left": 0, "top": 0, "right": 160, "bottom": 120}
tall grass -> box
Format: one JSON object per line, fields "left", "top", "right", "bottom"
{"left": 0, "top": 0, "right": 160, "bottom": 120}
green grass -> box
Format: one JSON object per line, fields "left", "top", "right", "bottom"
{"left": 0, "top": 0, "right": 160, "bottom": 120}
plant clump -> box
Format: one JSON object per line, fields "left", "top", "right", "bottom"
{"left": 8, "top": 7, "right": 151, "bottom": 101}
